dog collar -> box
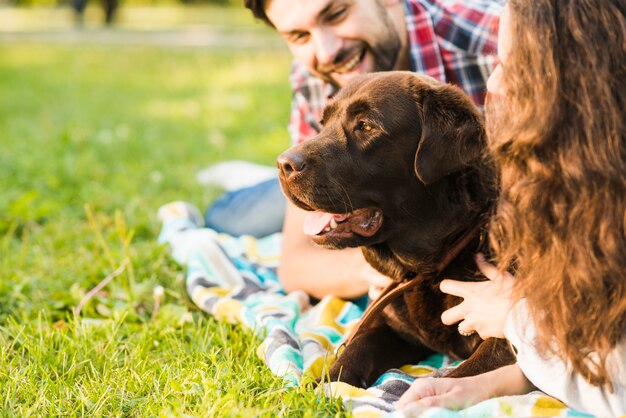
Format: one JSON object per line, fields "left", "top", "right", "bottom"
{"left": 337, "top": 219, "right": 485, "bottom": 353}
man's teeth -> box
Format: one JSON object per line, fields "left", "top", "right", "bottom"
{"left": 335, "top": 53, "right": 362, "bottom": 73}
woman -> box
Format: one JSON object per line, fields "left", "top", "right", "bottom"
{"left": 397, "top": 1, "right": 626, "bottom": 416}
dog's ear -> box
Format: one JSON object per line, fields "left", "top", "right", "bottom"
{"left": 413, "top": 81, "right": 486, "bottom": 185}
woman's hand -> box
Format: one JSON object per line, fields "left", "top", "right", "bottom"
{"left": 396, "top": 364, "right": 534, "bottom": 410}
{"left": 396, "top": 376, "right": 492, "bottom": 410}
{"left": 440, "top": 254, "right": 515, "bottom": 339}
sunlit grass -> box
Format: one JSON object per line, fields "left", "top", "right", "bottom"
{"left": 0, "top": 22, "right": 345, "bottom": 415}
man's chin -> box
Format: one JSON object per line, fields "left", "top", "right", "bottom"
{"left": 330, "top": 71, "right": 365, "bottom": 88}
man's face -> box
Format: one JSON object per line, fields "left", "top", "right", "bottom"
{"left": 266, "top": 0, "right": 404, "bottom": 88}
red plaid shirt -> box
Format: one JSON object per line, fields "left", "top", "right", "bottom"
{"left": 288, "top": 0, "right": 503, "bottom": 145}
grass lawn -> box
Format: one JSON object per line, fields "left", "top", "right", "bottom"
{"left": 0, "top": 6, "right": 345, "bottom": 416}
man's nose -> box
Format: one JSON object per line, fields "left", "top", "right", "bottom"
{"left": 277, "top": 149, "right": 307, "bottom": 179}
{"left": 312, "top": 29, "right": 341, "bottom": 65}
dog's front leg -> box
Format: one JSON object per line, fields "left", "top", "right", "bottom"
{"left": 327, "top": 324, "right": 432, "bottom": 388}
{"left": 443, "top": 337, "right": 516, "bottom": 378}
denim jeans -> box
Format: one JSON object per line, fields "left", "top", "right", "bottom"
{"left": 205, "top": 177, "right": 286, "bottom": 238}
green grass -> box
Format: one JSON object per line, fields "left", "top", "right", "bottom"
{"left": 0, "top": 8, "right": 345, "bottom": 416}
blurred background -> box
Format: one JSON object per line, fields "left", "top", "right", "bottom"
{"left": 1, "top": 0, "right": 261, "bottom": 27}
{"left": 0, "top": 0, "right": 291, "bottom": 328}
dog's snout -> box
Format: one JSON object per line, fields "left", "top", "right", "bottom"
{"left": 277, "top": 150, "right": 307, "bottom": 177}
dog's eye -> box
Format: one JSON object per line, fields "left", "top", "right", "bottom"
{"left": 356, "top": 121, "right": 373, "bottom": 132}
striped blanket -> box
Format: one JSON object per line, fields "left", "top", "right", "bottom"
{"left": 158, "top": 202, "right": 590, "bottom": 417}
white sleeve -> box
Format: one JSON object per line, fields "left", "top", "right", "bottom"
{"left": 504, "top": 300, "right": 626, "bottom": 417}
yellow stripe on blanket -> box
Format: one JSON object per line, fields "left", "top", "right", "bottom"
{"left": 531, "top": 396, "right": 567, "bottom": 417}
{"left": 242, "top": 235, "right": 281, "bottom": 264}
{"left": 192, "top": 285, "right": 230, "bottom": 301}
{"left": 348, "top": 410, "right": 384, "bottom": 418}
{"left": 305, "top": 355, "right": 336, "bottom": 379}
{"left": 399, "top": 364, "right": 438, "bottom": 376}
{"left": 190, "top": 286, "right": 233, "bottom": 315}
{"left": 328, "top": 381, "right": 371, "bottom": 398}
{"left": 314, "top": 297, "right": 359, "bottom": 334}
{"left": 300, "top": 330, "right": 334, "bottom": 350}
{"left": 213, "top": 298, "right": 245, "bottom": 323}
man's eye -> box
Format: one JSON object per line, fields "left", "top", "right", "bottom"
{"left": 291, "top": 32, "right": 310, "bottom": 44}
{"left": 327, "top": 6, "right": 347, "bottom": 22}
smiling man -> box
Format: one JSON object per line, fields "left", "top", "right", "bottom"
{"left": 266, "top": 0, "right": 407, "bottom": 88}
{"left": 205, "top": 0, "right": 504, "bottom": 300}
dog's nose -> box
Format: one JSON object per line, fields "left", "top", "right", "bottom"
{"left": 277, "top": 150, "right": 306, "bottom": 177}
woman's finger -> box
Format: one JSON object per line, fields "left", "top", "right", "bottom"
{"left": 416, "top": 392, "right": 459, "bottom": 408}
{"left": 457, "top": 320, "right": 475, "bottom": 337}
{"left": 439, "top": 279, "right": 471, "bottom": 297}
{"left": 396, "top": 378, "right": 436, "bottom": 409}
{"left": 400, "top": 384, "right": 469, "bottom": 410}
{"left": 441, "top": 304, "right": 465, "bottom": 325}
{"left": 475, "top": 254, "right": 503, "bottom": 282}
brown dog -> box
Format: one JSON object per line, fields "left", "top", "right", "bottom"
{"left": 277, "top": 72, "right": 515, "bottom": 388}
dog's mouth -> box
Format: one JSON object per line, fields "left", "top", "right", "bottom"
{"left": 302, "top": 208, "right": 383, "bottom": 246}
{"left": 280, "top": 180, "right": 384, "bottom": 247}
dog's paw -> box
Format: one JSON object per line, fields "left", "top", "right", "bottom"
{"left": 328, "top": 364, "right": 370, "bottom": 388}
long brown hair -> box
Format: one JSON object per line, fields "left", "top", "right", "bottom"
{"left": 487, "top": 0, "right": 626, "bottom": 386}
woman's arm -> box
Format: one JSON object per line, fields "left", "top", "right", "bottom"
{"left": 504, "top": 301, "right": 626, "bottom": 417}
{"left": 396, "top": 364, "right": 535, "bottom": 410}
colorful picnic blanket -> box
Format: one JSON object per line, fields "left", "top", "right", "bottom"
{"left": 157, "top": 201, "right": 591, "bottom": 417}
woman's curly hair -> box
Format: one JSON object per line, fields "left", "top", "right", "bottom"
{"left": 487, "top": 0, "right": 626, "bottom": 387}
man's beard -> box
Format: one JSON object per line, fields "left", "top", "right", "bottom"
{"left": 314, "top": 16, "right": 401, "bottom": 87}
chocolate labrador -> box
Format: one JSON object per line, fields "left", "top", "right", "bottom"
{"left": 276, "top": 72, "right": 515, "bottom": 388}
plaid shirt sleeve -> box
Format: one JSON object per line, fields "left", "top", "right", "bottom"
{"left": 407, "top": 0, "right": 503, "bottom": 107}
{"left": 425, "top": 0, "right": 502, "bottom": 55}
{"left": 288, "top": 61, "right": 330, "bottom": 145}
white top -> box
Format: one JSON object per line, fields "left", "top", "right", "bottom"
{"left": 504, "top": 301, "right": 626, "bottom": 417}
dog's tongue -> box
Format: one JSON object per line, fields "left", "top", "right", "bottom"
{"left": 303, "top": 212, "right": 335, "bottom": 236}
